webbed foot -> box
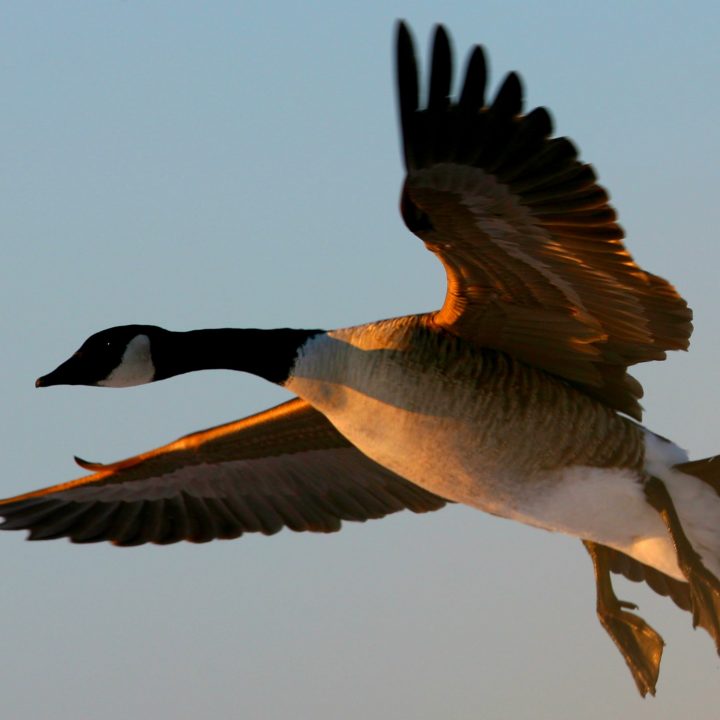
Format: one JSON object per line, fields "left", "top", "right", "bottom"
{"left": 584, "top": 540, "right": 664, "bottom": 697}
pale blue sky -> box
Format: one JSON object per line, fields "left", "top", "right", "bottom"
{"left": 2, "top": 2, "right": 720, "bottom": 718}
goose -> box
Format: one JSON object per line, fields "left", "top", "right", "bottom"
{"left": 3, "top": 22, "right": 718, "bottom": 697}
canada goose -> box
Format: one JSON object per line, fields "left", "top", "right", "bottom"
{"left": 3, "top": 22, "right": 718, "bottom": 697}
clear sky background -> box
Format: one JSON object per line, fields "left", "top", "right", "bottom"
{"left": 2, "top": 2, "right": 719, "bottom": 718}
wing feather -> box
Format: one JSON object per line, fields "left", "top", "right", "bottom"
{"left": 0, "top": 398, "right": 448, "bottom": 545}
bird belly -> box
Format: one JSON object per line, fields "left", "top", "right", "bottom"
{"left": 327, "top": 385, "right": 693, "bottom": 579}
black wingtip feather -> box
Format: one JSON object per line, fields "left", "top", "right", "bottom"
{"left": 428, "top": 25, "right": 452, "bottom": 110}
{"left": 491, "top": 71, "right": 523, "bottom": 117}
{"left": 458, "top": 45, "right": 487, "bottom": 111}
{"left": 489, "top": 106, "right": 554, "bottom": 177}
{"left": 396, "top": 22, "right": 418, "bottom": 118}
{"left": 396, "top": 21, "right": 420, "bottom": 169}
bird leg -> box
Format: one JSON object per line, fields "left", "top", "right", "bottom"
{"left": 644, "top": 475, "right": 720, "bottom": 650}
{"left": 583, "top": 540, "right": 664, "bottom": 697}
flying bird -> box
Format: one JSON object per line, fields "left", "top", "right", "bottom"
{"left": 4, "top": 22, "right": 718, "bottom": 697}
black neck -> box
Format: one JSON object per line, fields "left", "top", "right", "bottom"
{"left": 151, "top": 328, "right": 322, "bottom": 384}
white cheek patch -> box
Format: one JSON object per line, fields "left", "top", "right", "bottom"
{"left": 98, "top": 334, "right": 156, "bottom": 387}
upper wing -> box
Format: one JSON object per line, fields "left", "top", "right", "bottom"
{"left": 0, "top": 398, "right": 448, "bottom": 546}
{"left": 396, "top": 23, "right": 692, "bottom": 419}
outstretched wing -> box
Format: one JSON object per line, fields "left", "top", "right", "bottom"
{"left": 396, "top": 23, "right": 692, "bottom": 419}
{"left": 0, "top": 398, "right": 447, "bottom": 546}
